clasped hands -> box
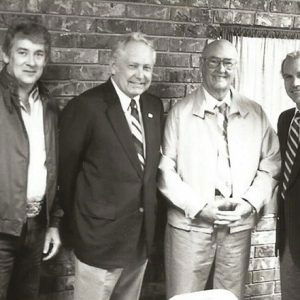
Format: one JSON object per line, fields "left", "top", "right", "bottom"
{"left": 198, "top": 197, "right": 254, "bottom": 226}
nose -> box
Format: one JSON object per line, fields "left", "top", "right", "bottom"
{"left": 293, "top": 76, "right": 300, "bottom": 87}
{"left": 216, "top": 61, "right": 226, "bottom": 72}
{"left": 26, "top": 53, "right": 36, "bottom": 66}
{"left": 135, "top": 66, "right": 144, "bottom": 79}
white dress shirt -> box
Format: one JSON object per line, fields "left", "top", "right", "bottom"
{"left": 111, "top": 78, "right": 146, "bottom": 156}
{"left": 20, "top": 87, "right": 47, "bottom": 217}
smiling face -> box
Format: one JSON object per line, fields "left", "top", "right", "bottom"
{"left": 3, "top": 36, "right": 47, "bottom": 91}
{"left": 282, "top": 57, "right": 300, "bottom": 108}
{"left": 202, "top": 40, "right": 238, "bottom": 100}
{"left": 111, "top": 40, "right": 155, "bottom": 98}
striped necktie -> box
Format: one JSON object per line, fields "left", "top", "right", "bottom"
{"left": 281, "top": 111, "right": 300, "bottom": 199}
{"left": 130, "top": 99, "right": 145, "bottom": 170}
{"left": 216, "top": 103, "right": 232, "bottom": 197}
{"left": 218, "top": 103, "right": 230, "bottom": 166}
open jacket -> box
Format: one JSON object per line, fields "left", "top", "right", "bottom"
{"left": 159, "top": 86, "right": 281, "bottom": 233}
{"left": 0, "top": 67, "right": 62, "bottom": 236}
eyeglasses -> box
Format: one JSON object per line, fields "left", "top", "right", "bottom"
{"left": 204, "top": 57, "right": 237, "bottom": 70}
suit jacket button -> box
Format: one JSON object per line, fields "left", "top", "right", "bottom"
{"left": 139, "top": 207, "right": 144, "bottom": 213}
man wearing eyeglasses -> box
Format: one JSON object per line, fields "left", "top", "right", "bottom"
{"left": 158, "top": 39, "right": 280, "bottom": 299}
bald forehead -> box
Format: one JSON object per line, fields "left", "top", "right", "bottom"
{"left": 203, "top": 39, "right": 238, "bottom": 60}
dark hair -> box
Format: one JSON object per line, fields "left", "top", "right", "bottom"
{"left": 2, "top": 22, "right": 51, "bottom": 61}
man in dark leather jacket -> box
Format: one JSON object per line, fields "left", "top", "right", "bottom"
{"left": 0, "top": 22, "right": 62, "bottom": 300}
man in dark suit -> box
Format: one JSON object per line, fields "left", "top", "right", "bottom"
{"left": 59, "top": 32, "right": 163, "bottom": 300}
{"left": 277, "top": 51, "right": 300, "bottom": 300}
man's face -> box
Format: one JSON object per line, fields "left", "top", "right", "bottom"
{"left": 111, "top": 41, "right": 155, "bottom": 98}
{"left": 3, "top": 37, "right": 47, "bottom": 90}
{"left": 282, "top": 57, "right": 300, "bottom": 108}
{"left": 202, "top": 42, "right": 238, "bottom": 98}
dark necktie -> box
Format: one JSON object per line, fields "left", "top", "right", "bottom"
{"left": 130, "top": 99, "right": 145, "bottom": 170}
{"left": 281, "top": 111, "right": 300, "bottom": 199}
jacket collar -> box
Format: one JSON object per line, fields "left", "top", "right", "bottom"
{"left": 192, "top": 85, "right": 249, "bottom": 119}
{"left": 0, "top": 66, "right": 50, "bottom": 112}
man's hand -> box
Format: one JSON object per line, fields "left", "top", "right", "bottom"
{"left": 199, "top": 199, "right": 241, "bottom": 226}
{"left": 43, "top": 227, "right": 61, "bottom": 261}
{"left": 227, "top": 198, "right": 254, "bottom": 227}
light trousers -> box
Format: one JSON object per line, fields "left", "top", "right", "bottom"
{"left": 74, "top": 255, "right": 148, "bottom": 300}
{"left": 165, "top": 224, "right": 251, "bottom": 300}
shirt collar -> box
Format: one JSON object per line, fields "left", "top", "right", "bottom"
{"left": 202, "top": 87, "right": 231, "bottom": 113}
{"left": 111, "top": 78, "right": 140, "bottom": 112}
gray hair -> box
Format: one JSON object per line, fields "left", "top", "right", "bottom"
{"left": 111, "top": 32, "right": 156, "bottom": 63}
{"left": 281, "top": 50, "right": 300, "bottom": 75}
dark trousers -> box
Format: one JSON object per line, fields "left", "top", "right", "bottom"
{"left": 0, "top": 216, "right": 46, "bottom": 300}
{"left": 280, "top": 239, "right": 300, "bottom": 300}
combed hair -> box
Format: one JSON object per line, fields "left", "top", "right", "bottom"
{"left": 111, "top": 32, "right": 156, "bottom": 63}
{"left": 2, "top": 22, "right": 51, "bottom": 61}
{"left": 281, "top": 50, "right": 300, "bottom": 75}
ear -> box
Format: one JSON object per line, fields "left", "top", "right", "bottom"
{"left": 110, "top": 58, "right": 117, "bottom": 75}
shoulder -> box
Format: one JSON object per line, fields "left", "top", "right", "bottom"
{"left": 62, "top": 82, "right": 109, "bottom": 114}
{"left": 170, "top": 87, "right": 203, "bottom": 115}
{"left": 278, "top": 108, "right": 294, "bottom": 122}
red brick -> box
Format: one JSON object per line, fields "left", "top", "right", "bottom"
{"left": 0, "top": 0, "right": 22, "bottom": 11}
{"left": 154, "top": 38, "right": 169, "bottom": 51}
{"left": 251, "top": 231, "right": 275, "bottom": 245}
{"left": 43, "top": 65, "right": 71, "bottom": 80}
{"left": 156, "top": 53, "right": 191, "bottom": 67}
{"left": 171, "top": 7, "right": 212, "bottom": 23}
{"left": 153, "top": 67, "right": 201, "bottom": 83}
{"left": 51, "top": 48, "right": 98, "bottom": 63}
{"left": 46, "top": 16, "right": 97, "bottom": 33}
{"left": 249, "top": 257, "right": 279, "bottom": 271}
{"left": 149, "top": 83, "right": 186, "bottom": 98}
{"left": 169, "top": 38, "right": 206, "bottom": 53}
{"left": 127, "top": 4, "right": 170, "bottom": 20}
{"left": 245, "top": 282, "right": 274, "bottom": 297}
{"left": 270, "top": 0, "right": 300, "bottom": 14}
{"left": 209, "top": 0, "right": 230, "bottom": 8}
{"left": 26, "top": 0, "right": 126, "bottom": 16}
{"left": 51, "top": 33, "right": 115, "bottom": 49}
{"left": 78, "top": 2, "right": 126, "bottom": 17}
{"left": 253, "top": 269, "right": 277, "bottom": 282}
{"left": 256, "top": 217, "right": 276, "bottom": 231}
{"left": 293, "top": 16, "right": 300, "bottom": 28}
{"left": 97, "top": 19, "right": 138, "bottom": 34}
{"left": 191, "top": 53, "right": 202, "bottom": 67}
{"left": 189, "top": 0, "right": 209, "bottom": 8}
{"left": 69, "top": 65, "right": 110, "bottom": 81}
{"left": 214, "top": 10, "right": 255, "bottom": 25}
{"left": 230, "top": 0, "right": 268, "bottom": 11}
{"left": 0, "top": 13, "right": 43, "bottom": 28}
{"left": 274, "top": 280, "right": 281, "bottom": 293}
{"left": 138, "top": 21, "right": 208, "bottom": 37}
{"left": 256, "top": 13, "right": 294, "bottom": 28}
{"left": 254, "top": 245, "right": 275, "bottom": 257}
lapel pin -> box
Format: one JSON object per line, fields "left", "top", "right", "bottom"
{"left": 148, "top": 113, "right": 153, "bottom": 118}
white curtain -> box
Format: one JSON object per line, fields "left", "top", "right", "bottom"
{"left": 233, "top": 36, "right": 300, "bottom": 129}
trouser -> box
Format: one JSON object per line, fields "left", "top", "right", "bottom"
{"left": 0, "top": 216, "right": 46, "bottom": 300}
{"left": 280, "top": 237, "right": 300, "bottom": 300}
{"left": 74, "top": 255, "right": 148, "bottom": 300}
{"left": 165, "top": 224, "right": 251, "bottom": 300}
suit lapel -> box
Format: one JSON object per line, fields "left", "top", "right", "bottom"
{"left": 104, "top": 81, "right": 143, "bottom": 177}
{"left": 140, "top": 94, "right": 160, "bottom": 176}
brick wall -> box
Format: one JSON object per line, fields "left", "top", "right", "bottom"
{"left": 1, "top": 0, "right": 298, "bottom": 299}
